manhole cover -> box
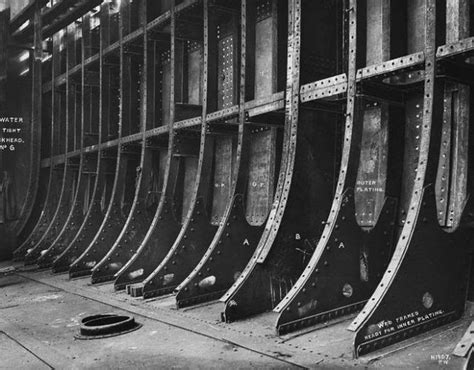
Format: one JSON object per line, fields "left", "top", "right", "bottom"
{"left": 75, "top": 314, "right": 142, "bottom": 340}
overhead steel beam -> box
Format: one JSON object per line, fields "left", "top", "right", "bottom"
{"left": 9, "top": 0, "right": 49, "bottom": 33}
{"left": 13, "top": 0, "right": 103, "bottom": 42}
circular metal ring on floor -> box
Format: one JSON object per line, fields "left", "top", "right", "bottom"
{"left": 75, "top": 313, "right": 142, "bottom": 340}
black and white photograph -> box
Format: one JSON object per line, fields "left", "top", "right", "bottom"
{"left": 0, "top": 0, "right": 473, "bottom": 368}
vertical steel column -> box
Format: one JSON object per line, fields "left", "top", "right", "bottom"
{"left": 221, "top": 0, "right": 303, "bottom": 321}
{"left": 70, "top": 0, "right": 136, "bottom": 278}
{"left": 255, "top": 0, "right": 301, "bottom": 265}
{"left": 92, "top": 0, "right": 160, "bottom": 284}
{"left": 14, "top": 13, "right": 61, "bottom": 260}
{"left": 140, "top": 0, "right": 218, "bottom": 299}
{"left": 38, "top": 21, "right": 89, "bottom": 268}
{"left": 53, "top": 7, "right": 111, "bottom": 273}
{"left": 114, "top": 7, "right": 180, "bottom": 293}
{"left": 175, "top": 0, "right": 261, "bottom": 308}
{"left": 25, "top": 26, "right": 77, "bottom": 265}
{"left": 435, "top": 0, "right": 470, "bottom": 229}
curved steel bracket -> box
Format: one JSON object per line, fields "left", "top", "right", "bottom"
{"left": 114, "top": 194, "right": 181, "bottom": 291}
{"left": 69, "top": 152, "right": 135, "bottom": 278}
{"left": 91, "top": 148, "right": 161, "bottom": 283}
{"left": 176, "top": 194, "right": 264, "bottom": 307}
{"left": 24, "top": 165, "right": 76, "bottom": 265}
{"left": 350, "top": 186, "right": 473, "bottom": 357}
{"left": 37, "top": 155, "right": 97, "bottom": 268}
{"left": 274, "top": 191, "right": 397, "bottom": 335}
{"left": 13, "top": 164, "right": 62, "bottom": 260}
{"left": 52, "top": 156, "right": 114, "bottom": 273}
{"left": 141, "top": 197, "right": 217, "bottom": 298}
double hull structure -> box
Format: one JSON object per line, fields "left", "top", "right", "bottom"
{"left": 1, "top": 0, "right": 474, "bottom": 359}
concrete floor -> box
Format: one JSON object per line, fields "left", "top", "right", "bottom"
{"left": 0, "top": 261, "right": 471, "bottom": 369}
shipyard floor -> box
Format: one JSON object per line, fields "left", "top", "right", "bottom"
{"left": 0, "top": 261, "right": 471, "bottom": 369}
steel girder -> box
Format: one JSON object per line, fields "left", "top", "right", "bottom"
{"left": 113, "top": 4, "right": 184, "bottom": 293}
{"left": 24, "top": 25, "right": 80, "bottom": 266}
{"left": 131, "top": 0, "right": 278, "bottom": 301}
{"left": 174, "top": 0, "right": 279, "bottom": 309}
{"left": 131, "top": 0, "right": 219, "bottom": 299}
{"left": 13, "top": 28, "right": 65, "bottom": 261}
{"left": 52, "top": 6, "right": 119, "bottom": 274}
{"left": 38, "top": 15, "right": 102, "bottom": 268}
{"left": 69, "top": 0, "right": 142, "bottom": 278}
{"left": 91, "top": 2, "right": 167, "bottom": 284}
{"left": 114, "top": 138, "right": 189, "bottom": 294}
